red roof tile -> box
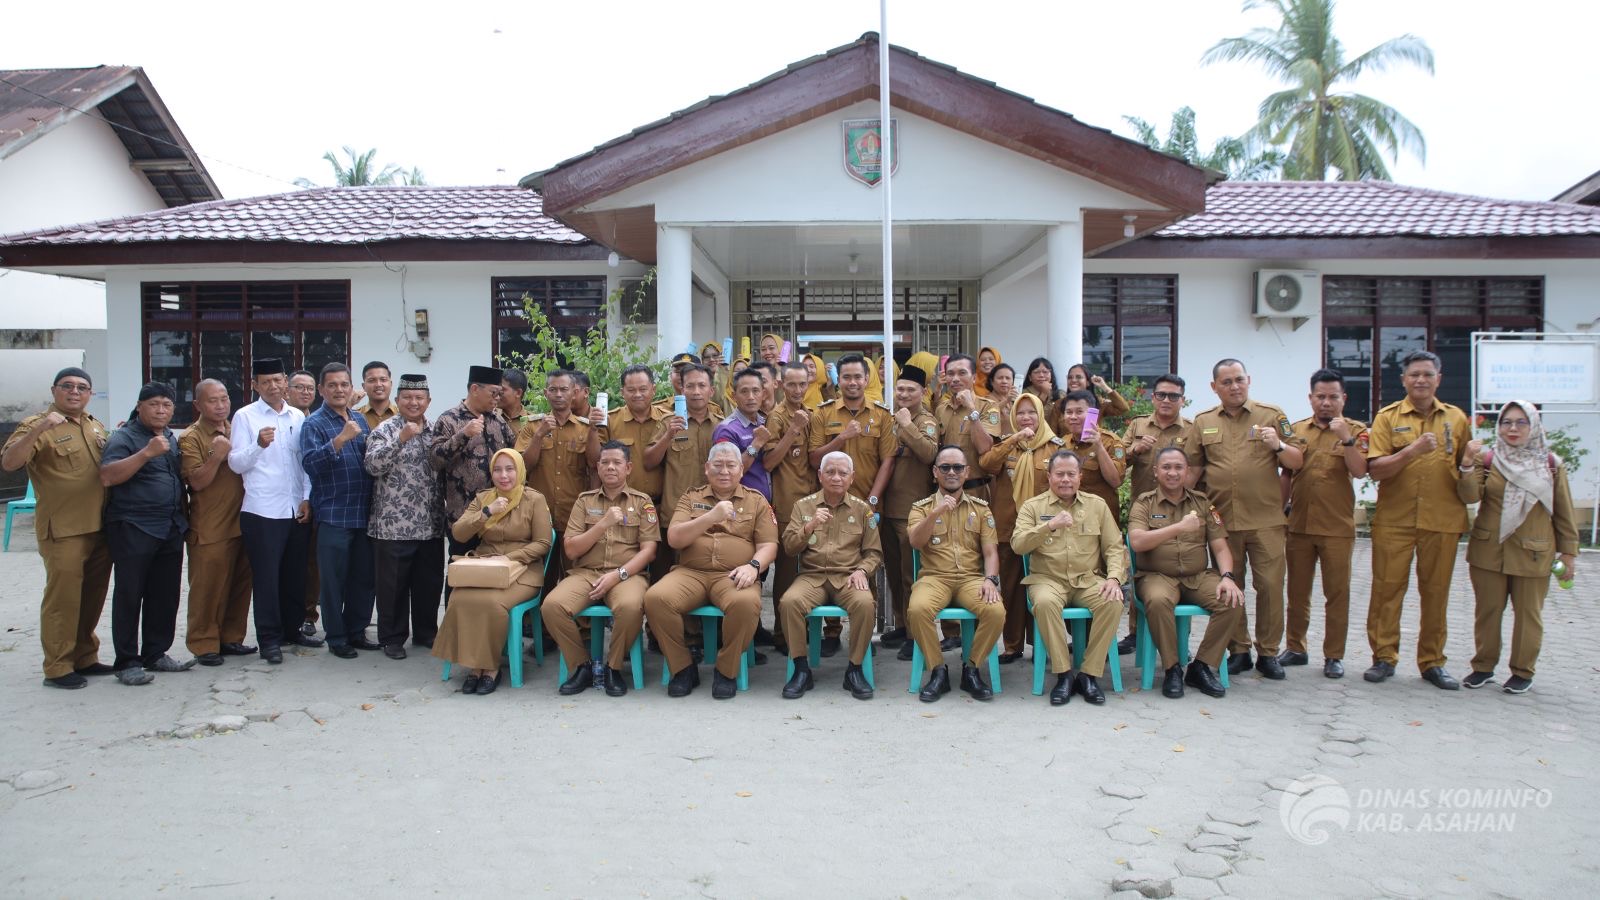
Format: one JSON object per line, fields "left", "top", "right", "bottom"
{"left": 0, "top": 185, "right": 587, "bottom": 246}
{"left": 1156, "top": 181, "right": 1600, "bottom": 239}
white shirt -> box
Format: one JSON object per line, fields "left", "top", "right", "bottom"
{"left": 228, "top": 399, "right": 311, "bottom": 519}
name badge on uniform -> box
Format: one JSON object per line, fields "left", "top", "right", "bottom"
{"left": 1393, "top": 426, "right": 1412, "bottom": 433}
{"left": 1039, "top": 516, "right": 1053, "bottom": 524}
{"left": 1151, "top": 514, "right": 1168, "bottom": 520}
{"left": 1202, "top": 427, "right": 1219, "bottom": 434}
{"left": 587, "top": 508, "right": 604, "bottom": 516}
{"left": 693, "top": 502, "right": 713, "bottom": 511}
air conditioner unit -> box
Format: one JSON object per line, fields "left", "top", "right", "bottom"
{"left": 1253, "top": 269, "right": 1320, "bottom": 330}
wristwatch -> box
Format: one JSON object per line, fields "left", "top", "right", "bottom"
{"left": 616, "top": 567, "right": 630, "bottom": 581}
{"left": 967, "top": 410, "right": 979, "bottom": 422}
{"left": 746, "top": 559, "right": 762, "bottom": 573}
{"left": 745, "top": 443, "right": 761, "bottom": 457}
{"left": 1221, "top": 572, "right": 1238, "bottom": 582}
{"left": 868, "top": 495, "right": 879, "bottom": 507}
{"left": 1339, "top": 437, "right": 1357, "bottom": 447}
{"left": 985, "top": 575, "right": 1000, "bottom": 586}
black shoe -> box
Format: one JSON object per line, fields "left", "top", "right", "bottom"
{"left": 382, "top": 645, "right": 407, "bottom": 660}
{"left": 897, "top": 641, "right": 915, "bottom": 662}
{"left": 820, "top": 636, "right": 842, "bottom": 658}
{"left": 1076, "top": 672, "right": 1106, "bottom": 705}
{"left": 75, "top": 662, "right": 115, "bottom": 676}
{"left": 960, "top": 663, "right": 994, "bottom": 701}
{"left": 196, "top": 653, "right": 225, "bottom": 667}
{"left": 288, "top": 633, "right": 325, "bottom": 648}
{"left": 1324, "top": 659, "right": 1345, "bottom": 679}
{"left": 1502, "top": 675, "right": 1532, "bottom": 695}
{"left": 462, "top": 674, "right": 481, "bottom": 693}
{"left": 604, "top": 667, "right": 628, "bottom": 697}
{"left": 1226, "top": 650, "right": 1252, "bottom": 675}
{"left": 411, "top": 638, "right": 434, "bottom": 650}
{"left": 1117, "top": 633, "right": 1138, "bottom": 655}
{"left": 1162, "top": 664, "right": 1184, "bottom": 699}
{"left": 43, "top": 672, "right": 88, "bottom": 690}
{"left": 1256, "top": 655, "right": 1286, "bottom": 680}
{"left": 919, "top": 665, "right": 951, "bottom": 703}
{"left": 1363, "top": 660, "right": 1396, "bottom": 683}
{"left": 667, "top": 665, "right": 700, "bottom": 698}
{"left": 219, "top": 642, "right": 257, "bottom": 656}
{"left": 300, "top": 621, "right": 317, "bottom": 638}
{"left": 349, "top": 637, "right": 383, "bottom": 652}
{"left": 754, "top": 625, "right": 775, "bottom": 647}
{"left": 1185, "top": 660, "right": 1226, "bottom": 698}
{"left": 1277, "top": 650, "right": 1309, "bottom": 666}
{"left": 558, "top": 662, "right": 594, "bottom": 695}
{"left": 782, "top": 664, "right": 814, "bottom": 699}
{"left": 752, "top": 649, "right": 769, "bottom": 666}
{"left": 879, "top": 627, "right": 908, "bottom": 649}
{"left": 476, "top": 670, "right": 501, "bottom": 694}
{"left": 712, "top": 670, "right": 737, "bottom": 700}
{"left": 1462, "top": 670, "right": 1495, "bottom": 689}
{"left": 689, "top": 645, "right": 704, "bottom": 665}
{"left": 329, "top": 644, "right": 358, "bottom": 659}
{"left": 1049, "top": 673, "right": 1073, "bottom": 706}
{"left": 1421, "top": 667, "right": 1460, "bottom": 691}
{"left": 843, "top": 664, "right": 873, "bottom": 700}
{"left": 998, "top": 651, "right": 1024, "bottom": 665}
{"left": 262, "top": 648, "right": 283, "bottom": 665}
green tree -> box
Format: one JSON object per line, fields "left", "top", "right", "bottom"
{"left": 1123, "top": 107, "right": 1283, "bottom": 180}
{"left": 1202, "top": 0, "right": 1434, "bottom": 181}
{"left": 294, "top": 146, "right": 426, "bottom": 188}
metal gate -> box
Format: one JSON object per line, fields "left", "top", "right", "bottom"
{"left": 731, "top": 280, "right": 977, "bottom": 358}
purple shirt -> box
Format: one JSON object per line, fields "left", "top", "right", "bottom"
{"left": 713, "top": 410, "right": 771, "bottom": 499}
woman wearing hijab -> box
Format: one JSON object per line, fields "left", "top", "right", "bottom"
{"left": 759, "top": 333, "right": 784, "bottom": 365}
{"left": 864, "top": 354, "right": 889, "bottom": 405}
{"left": 433, "top": 448, "right": 553, "bottom": 694}
{"left": 1065, "top": 364, "right": 1132, "bottom": 419}
{"left": 802, "top": 353, "right": 834, "bottom": 409}
{"left": 1457, "top": 401, "right": 1578, "bottom": 694}
{"left": 1022, "top": 357, "right": 1067, "bottom": 434}
{"left": 974, "top": 347, "right": 1002, "bottom": 398}
{"left": 980, "top": 392, "right": 1066, "bottom": 663}
{"left": 987, "top": 363, "right": 1018, "bottom": 430}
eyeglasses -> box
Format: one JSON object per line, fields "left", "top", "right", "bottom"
{"left": 935, "top": 463, "right": 967, "bottom": 473}
{"left": 1499, "top": 419, "right": 1531, "bottom": 429}
{"left": 1152, "top": 391, "right": 1182, "bottom": 401}
{"left": 53, "top": 383, "right": 92, "bottom": 394}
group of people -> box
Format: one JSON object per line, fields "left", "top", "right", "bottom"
{"left": 3, "top": 340, "right": 1577, "bottom": 705}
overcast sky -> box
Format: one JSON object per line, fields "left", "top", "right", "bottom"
{"left": 11, "top": 0, "right": 1596, "bottom": 204}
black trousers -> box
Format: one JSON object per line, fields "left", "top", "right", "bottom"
{"left": 443, "top": 533, "right": 481, "bottom": 604}
{"left": 240, "top": 512, "right": 310, "bottom": 654}
{"left": 373, "top": 536, "right": 444, "bottom": 647}
{"left": 106, "top": 521, "right": 184, "bottom": 670}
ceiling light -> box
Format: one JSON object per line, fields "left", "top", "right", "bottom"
{"left": 1123, "top": 215, "right": 1138, "bottom": 239}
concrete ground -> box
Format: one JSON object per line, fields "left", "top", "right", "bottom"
{"left": 0, "top": 523, "right": 1595, "bottom": 899}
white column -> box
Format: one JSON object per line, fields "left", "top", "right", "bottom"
{"left": 1045, "top": 222, "right": 1083, "bottom": 367}
{"left": 656, "top": 224, "right": 693, "bottom": 361}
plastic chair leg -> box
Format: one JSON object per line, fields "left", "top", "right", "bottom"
{"left": 629, "top": 632, "right": 645, "bottom": 689}
{"left": 1031, "top": 618, "right": 1046, "bottom": 696}
{"left": 440, "top": 661, "right": 452, "bottom": 681}
{"left": 3, "top": 509, "right": 14, "bottom": 551}
{"left": 1069, "top": 618, "right": 1088, "bottom": 669}
{"left": 862, "top": 643, "right": 874, "bottom": 689}
{"left": 508, "top": 608, "right": 526, "bottom": 688}
{"left": 808, "top": 616, "right": 822, "bottom": 667}
{"left": 907, "top": 641, "right": 924, "bottom": 694}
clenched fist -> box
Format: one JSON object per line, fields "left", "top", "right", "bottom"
{"left": 486, "top": 496, "right": 510, "bottom": 517}
{"left": 399, "top": 420, "right": 425, "bottom": 442}
{"left": 257, "top": 426, "right": 276, "bottom": 449}
{"left": 210, "top": 433, "right": 231, "bottom": 455}
{"left": 144, "top": 434, "right": 170, "bottom": 458}
{"left": 462, "top": 416, "right": 485, "bottom": 440}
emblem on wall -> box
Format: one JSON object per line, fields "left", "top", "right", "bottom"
{"left": 843, "top": 118, "right": 899, "bottom": 187}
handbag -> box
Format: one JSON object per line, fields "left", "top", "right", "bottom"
{"left": 445, "top": 554, "right": 528, "bottom": 589}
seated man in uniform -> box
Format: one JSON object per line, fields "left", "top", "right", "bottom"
{"left": 907, "top": 445, "right": 1005, "bottom": 703}
{"left": 1128, "top": 447, "right": 1246, "bottom": 699}
{"left": 1011, "top": 450, "right": 1126, "bottom": 706}
{"left": 542, "top": 441, "right": 659, "bottom": 697}
{"left": 644, "top": 442, "right": 778, "bottom": 700}
{"left": 778, "top": 451, "right": 882, "bottom": 701}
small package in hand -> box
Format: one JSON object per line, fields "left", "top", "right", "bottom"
{"left": 1081, "top": 407, "right": 1100, "bottom": 442}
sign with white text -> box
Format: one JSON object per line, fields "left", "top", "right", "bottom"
{"left": 1475, "top": 340, "right": 1598, "bottom": 405}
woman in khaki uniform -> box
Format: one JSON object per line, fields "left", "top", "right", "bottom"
{"left": 1457, "top": 401, "right": 1578, "bottom": 694}
{"left": 1066, "top": 364, "right": 1132, "bottom": 420}
{"left": 980, "top": 393, "right": 1065, "bottom": 662}
{"left": 433, "top": 448, "right": 553, "bottom": 694}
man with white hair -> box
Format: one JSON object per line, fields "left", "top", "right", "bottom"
{"left": 644, "top": 442, "right": 779, "bottom": 700}
{"left": 778, "top": 451, "right": 882, "bottom": 700}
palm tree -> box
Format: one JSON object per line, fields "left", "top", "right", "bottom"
{"left": 1202, "top": 0, "right": 1433, "bottom": 181}
{"left": 294, "top": 147, "right": 425, "bottom": 188}
{"left": 1124, "top": 107, "right": 1283, "bottom": 180}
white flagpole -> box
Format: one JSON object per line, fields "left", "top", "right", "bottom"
{"left": 879, "top": 4, "right": 894, "bottom": 413}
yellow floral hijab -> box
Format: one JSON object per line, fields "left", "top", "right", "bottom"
{"left": 802, "top": 353, "right": 829, "bottom": 409}
{"left": 865, "top": 355, "right": 887, "bottom": 405}
{"left": 481, "top": 447, "right": 527, "bottom": 528}
{"left": 1010, "top": 392, "right": 1059, "bottom": 505}
{"left": 974, "top": 346, "right": 1003, "bottom": 397}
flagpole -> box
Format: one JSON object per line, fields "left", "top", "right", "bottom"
{"left": 879, "top": 5, "right": 894, "bottom": 414}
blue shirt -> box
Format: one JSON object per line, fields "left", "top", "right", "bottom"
{"left": 103, "top": 417, "right": 187, "bottom": 540}
{"left": 713, "top": 409, "right": 771, "bottom": 500}
{"left": 300, "top": 404, "right": 372, "bottom": 528}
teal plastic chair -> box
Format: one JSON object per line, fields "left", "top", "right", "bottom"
{"left": 904, "top": 550, "right": 1002, "bottom": 694}
{"left": 1126, "top": 535, "right": 1230, "bottom": 690}
{"left": 555, "top": 604, "right": 646, "bottom": 690}
{"left": 440, "top": 528, "right": 556, "bottom": 688}
{"left": 1020, "top": 555, "right": 1124, "bottom": 696}
{"left": 783, "top": 605, "right": 875, "bottom": 688}
{"left": 3, "top": 480, "right": 37, "bottom": 552}
{"left": 658, "top": 606, "right": 757, "bottom": 691}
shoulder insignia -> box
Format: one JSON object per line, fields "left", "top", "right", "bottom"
{"left": 643, "top": 502, "right": 658, "bottom": 524}
{"left": 984, "top": 410, "right": 1000, "bottom": 425}
{"left": 966, "top": 496, "right": 991, "bottom": 508}
{"left": 574, "top": 416, "right": 591, "bottom": 427}
{"left": 874, "top": 401, "right": 891, "bottom": 411}
{"left": 1211, "top": 509, "right": 1224, "bottom": 526}
{"left": 1277, "top": 416, "right": 1293, "bottom": 437}
{"left": 912, "top": 496, "right": 935, "bottom": 508}
{"left": 818, "top": 399, "right": 838, "bottom": 408}
{"left": 1049, "top": 436, "right": 1065, "bottom": 446}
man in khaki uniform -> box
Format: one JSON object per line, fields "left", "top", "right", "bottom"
{"left": 763, "top": 362, "right": 820, "bottom": 648}
{"left": 1011, "top": 451, "right": 1126, "bottom": 706}
{"left": 357, "top": 361, "right": 396, "bottom": 431}
{"left": 1363, "top": 349, "right": 1472, "bottom": 690}
{"left": 603, "top": 364, "right": 668, "bottom": 503}
{"left": 1128, "top": 447, "right": 1246, "bottom": 699}
{"left": 907, "top": 445, "right": 1004, "bottom": 703}
{"left": 517, "top": 369, "right": 600, "bottom": 585}
{"left": 1057, "top": 390, "right": 1127, "bottom": 516}
{"left": 1194, "top": 358, "right": 1303, "bottom": 679}
{"left": 1280, "top": 369, "right": 1368, "bottom": 679}
{"left": 884, "top": 366, "right": 939, "bottom": 658}
{"left": 2, "top": 367, "right": 113, "bottom": 688}
{"left": 499, "top": 369, "right": 535, "bottom": 432}
{"left": 933, "top": 353, "right": 1001, "bottom": 500}
{"left": 644, "top": 442, "right": 779, "bottom": 700}
{"left": 180, "top": 379, "right": 255, "bottom": 666}
{"left": 653, "top": 364, "right": 720, "bottom": 519}
{"left": 779, "top": 451, "right": 882, "bottom": 700}
{"left": 543, "top": 441, "right": 660, "bottom": 697}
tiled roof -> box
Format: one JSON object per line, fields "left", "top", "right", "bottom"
{"left": 0, "top": 185, "right": 588, "bottom": 246}
{"left": 1155, "top": 180, "right": 1600, "bottom": 239}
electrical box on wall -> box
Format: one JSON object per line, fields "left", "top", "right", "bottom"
{"left": 1253, "top": 269, "right": 1320, "bottom": 331}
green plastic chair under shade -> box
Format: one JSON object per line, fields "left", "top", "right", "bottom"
{"left": 782, "top": 605, "right": 875, "bottom": 688}
{"left": 555, "top": 604, "right": 646, "bottom": 690}
{"left": 658, "top": 606, "right": 757, "bottom": 691}
{"left": 3, "top": 480, "right": 37, "bottom": 552}
{"left": 1020, "top": 554, "right": 1125, "bottom": 696}
{"left": 1125, "top": 534, "right": 1229, "bottom": 691}
{"left": 440, "top": 527, "right": 556, "bottom": 689}
{"left": 904, "top": 550, "right": 1002, "bottom": 694}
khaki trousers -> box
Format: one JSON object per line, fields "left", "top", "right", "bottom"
{"left": 185, "top": 537, "right": 253, "bottom": 655}
{"left": 997, "top": 542, "right": 1027, "bottom": 654}
{"left": 1225, "top": 525, "right": 1287, "bottom": 657}
{"left": 38, "top": 532, "right": 112, "bottom": 678}
{"left": 778, "top": 574, "right": 874, "bottom": 664}
{"left": 771, "top": 521, "right": 799, "bottom": 642}
{"left": 644, "top": 567, "right": 760, "bottom": 679}
{"left": 1367, "top": 526, "right": 1459, "bottom": 672}
{"left": 907, "top": 575, "right": 1005, "bottom": 672}
{"left": 1030, "top": 581, "right": 1120, "bottom": 676}
{"left": 1468, "top": 565, "right": 1548, "bottom": 679}
{"left": 880, "top": 518, "right": 913, "bottom": 627}
{"left": 1285, "top": 531, "right": 1352, "bottom": 660}
{"left": 541, "top": 568, "right": 649, "bottom": 671}
{"left": 1137, "top": 571, "right": 1243, "bottom": 670}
